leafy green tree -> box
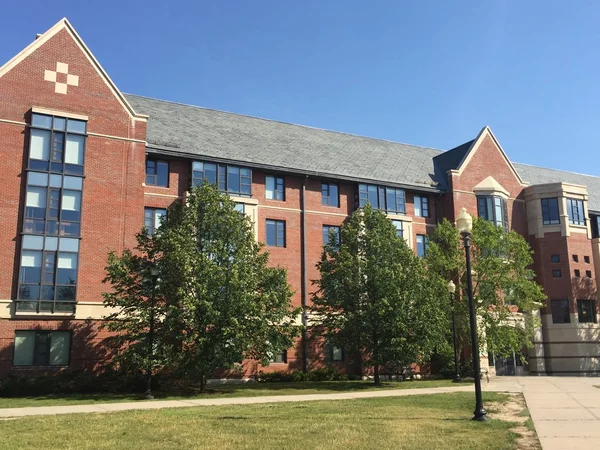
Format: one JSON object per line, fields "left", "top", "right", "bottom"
{"left": 102, "top": 231, "right": 166, "bottom": 378}
{"left": 312, "top": 204, "right": 448, "bottom": 385}
{"left": 425, "top": 218, "right": 545, "bottom": 366}
{"left": 103, "top": 184, "right": 299, "bottom": 391}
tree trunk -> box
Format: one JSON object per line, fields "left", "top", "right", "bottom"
{"left": 374, "top": 365, "right": 380, "bottom": 386}
{"left": 199, "top": 373, "right": 206, "bottom": 393}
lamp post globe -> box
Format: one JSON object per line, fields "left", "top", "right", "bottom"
{"left": 447, "top": 280, "right": 456, "bottom": 294}
{"left": 456, "top": 207, "right": 473, "bottom": 235}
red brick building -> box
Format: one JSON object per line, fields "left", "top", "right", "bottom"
{"left": 0, "top": 19, "right": 598, "bottom": 376}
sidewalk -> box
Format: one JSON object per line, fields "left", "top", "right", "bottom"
{"left": 0, "top": 384, "right": 476, "bottom": 418}
{"left": 501, "top": 376, "right": 600, "bottom": 450}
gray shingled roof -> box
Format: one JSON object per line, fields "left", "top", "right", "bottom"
{"left": 125, "top": 93, "right": 600, "bottom": 211}
{"left": 124, "top": 94, "right": 442, "bottom": 192}
{"left": 514, "top": 163, "right": 600, "bottom": 212}
{"left": 432, "top": 139, "right": 475, "bottom": 190}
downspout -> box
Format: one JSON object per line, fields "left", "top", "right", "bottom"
{"left": 300, "top": 175, "right": 309, "bottom": 373}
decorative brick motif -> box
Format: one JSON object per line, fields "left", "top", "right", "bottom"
{"left": 43, "top": 62, "right": 79, "bottom": 94}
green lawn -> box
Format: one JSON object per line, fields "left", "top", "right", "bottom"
{"left": 0, "top": 379, "right": 463, "bottom": 408}
{"left": 0, "top": 393, "right": 518, "bottom": 450}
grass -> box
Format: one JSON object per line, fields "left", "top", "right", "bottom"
{"left": 0, "top": 379, "right": 464, "bottom": 409}
{"left": 0, "top": 392, "right": 518, "bottom": 450}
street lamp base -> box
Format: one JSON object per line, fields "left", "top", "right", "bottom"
{"left": 472, "top": 411, "right": 488, "bottom": 422}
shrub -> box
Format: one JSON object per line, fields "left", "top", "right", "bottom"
{"left": 0, "top": 370, "right": 181, "bottom": 397}
{"left": 257, "top": 368, "right": 348, "bottom": 383}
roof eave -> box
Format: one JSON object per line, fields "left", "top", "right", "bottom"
{"left": 146, "top": 144, "right": 444, "bottom": 194}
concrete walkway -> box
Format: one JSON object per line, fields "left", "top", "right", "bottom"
{"left": 0, "top": 384, "right": 475, "bottom": 418}
{"left": 483, "top": 376, "right": 600, "bottom": 450}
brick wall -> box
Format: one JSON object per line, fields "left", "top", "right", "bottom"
{"left": 0, "top": 25, "right": 147, "bottom": 373}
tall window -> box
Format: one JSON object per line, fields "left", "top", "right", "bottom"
{"left": 567, "top": 198, "right": 585, "bottom": 225}
{"left": 144, "top": 208, "right": 167, "bottom": 235}
{"left": 392, "top": 220, "right": 404, "bottom": 238}
{"left": 577, "top": 300, "right": 597, "bottom": 323}
{"left": 266, "top": 176, "right": 285, "bottom": 201}
{"left": 322, "top": 225, "right": 340, "bottom": 247}
{"left": 321, "top": 183, "right": 339, "bottom": 207}
{"left": 414, "top": 195, "right": 429, "bottom": 217}
{"left": 13, "top": 330, "right": 71, "bottom": 366}
{"left": 145, "top": 159, "right": 169, "bottom": 187}
{"left": 541, "top": 198, "right": 560, "bottom": 225}
{"left": 551, "top": 299, "right": 570, "bottom": 324}
{"left": 191, "top": 161, "right": 251, "bottom": 196}
{"left": 416, "top": 235, "right": 428, "bottom": 257}
{"left": 19, "top": 113, "right": 86, "bottom": 313}
{"left": 477, "top": 196, "right": 508, "bottom": 230}
{"left": 358, "top": 184, "right": 406, "bottom": 214}
{"left": 266, "top": 220, "right": 285, "bottom": 247}
{"left": 591, "top": 215, "right": 600, "bottom": 238}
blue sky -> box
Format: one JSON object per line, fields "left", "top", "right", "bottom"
{"left": 3, "top": 1, "right": 599, "bottom": 175}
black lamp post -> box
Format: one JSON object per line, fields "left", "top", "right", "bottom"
{"left": 145, "top": 264, "right": 159, "bottom": 400}
{"left": 446, "top": 280, "right": 461, "bottom": 383}
{"left": 456, "top": 208, "right": 487, "bottom": 422}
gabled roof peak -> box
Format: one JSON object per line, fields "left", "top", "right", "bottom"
{"left": 0, "top": 18, "right": 147, "bottom": 121}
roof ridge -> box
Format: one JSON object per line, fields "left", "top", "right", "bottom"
{"left": 123, "top": 92, "right": 444, "bottom": 154}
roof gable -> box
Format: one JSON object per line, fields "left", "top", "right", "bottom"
{"left": 455, "top": 126, "right": 525, "bottom": 185}
{"left": 0, "top": 18, "right": 146, "bottom": 121}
